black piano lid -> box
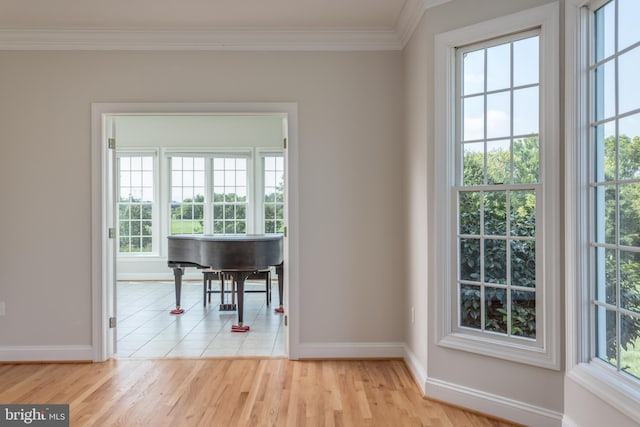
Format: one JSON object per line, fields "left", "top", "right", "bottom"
{"left": 168, "top": 233, "right": 283, "bottom": 242}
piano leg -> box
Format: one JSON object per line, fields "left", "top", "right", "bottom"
{"left": 170, "top": 267, "right": 185, "bottom": 314}
{"left": 231, "top": 271, "right": 251, "bottom": 332}
{"left": 274, "top": 263, "right": 284, "bottom": 314}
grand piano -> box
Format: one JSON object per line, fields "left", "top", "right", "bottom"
{"left": 167, "top": 234, "right": 284, "bottom": 332}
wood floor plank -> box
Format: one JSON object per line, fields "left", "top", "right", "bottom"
{"left": 0, "top": 358, "right": 521, "bottom": 427}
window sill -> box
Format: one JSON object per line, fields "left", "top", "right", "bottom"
{"left": 439, "top": 331, "right": 560, "bottom": 370}
{"left": 116, "top": 253, "right": 162, "bottom": 260}
{"left": 567, "top": 362, "right": 640, "bottom": 422}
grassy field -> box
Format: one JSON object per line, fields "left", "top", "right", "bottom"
{"left": 171, "top": 219, "right": 203, "bottom": 234}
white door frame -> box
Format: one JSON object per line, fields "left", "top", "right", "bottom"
{"left": 90, "top": 102, "right": 300, "bottom": 362}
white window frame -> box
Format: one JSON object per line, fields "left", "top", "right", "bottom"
{"left": 565, "top": 0, "right": 640, "bottom": 420}
{"left": 434, "top": 2, "right": 560, "bottom": 369}
{"left": 115, "top": 149, "right": 159, "bottom": 256}
{"left": 256, "top": 149, "right": 285, "bottom": 234}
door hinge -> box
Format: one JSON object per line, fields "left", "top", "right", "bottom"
{"left": 284, "top": 315, "right": 288, "bottom": 326}
{"left": 109, "top": 317, "right": 116, "bottom": 328}
{"left": 108, "top": 138, "right": 116, "bottom": 149}
{"left": 283, "top": 226, "right": 288, "bottom": 237}
{"left": 283, "top": 138, "right": 287, "bottom": 149}
{"left": 108, "top": 228, "right": 116, "bottom": 239}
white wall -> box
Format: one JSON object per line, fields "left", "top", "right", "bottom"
{"left": 116, "top": 115, "right": 284, "bottom": 149}
{"left": 403, "top": 0, "right": 565, "bottom": 425}
{"left": 0, "top": 50, "right": 404, "bottom": 352}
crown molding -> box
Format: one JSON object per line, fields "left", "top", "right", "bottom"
{"left": 0, "top": 0, "right": 451, "bottom": 51}
{"left": 0, "top": 27, "right": 403, "bottom": 51}
{"left": 396, "top": 0, "right": 453, "bottom": 46}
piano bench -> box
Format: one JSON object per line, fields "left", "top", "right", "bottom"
{"left": 202, "top": 268, "right": 273, "bottom": 309}
{"left": 247, "top": 269, "right": 272, "bottom": 306}
{"left": 202, "top": 269, "right": 236, "bottom": 311}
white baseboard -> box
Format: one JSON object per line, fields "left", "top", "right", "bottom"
{"left": 402, "top": 345, "right": 427, "bottom": 394}
{"left": 296, "top": 341, "right": 405, "bottom": 359}
{"left": 0, "top": 345, "right": 93, "bottom": 362}
{"left": 562, "top": 415, "right": 580, "bottom": 427}
{"left": 425, "top": 376, "right": 563, "bottom": 427}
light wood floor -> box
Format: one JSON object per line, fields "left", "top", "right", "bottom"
{"left": 0, "top": 358, "right": 519, "bottom": 427}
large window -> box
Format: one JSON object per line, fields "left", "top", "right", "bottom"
{"left": 170, "top": 155, "right": 249, "bottom": 235}
{"left": 457, "top": 33, "right": 540, "bottom": 340}
{"left": 590, "top": 0, "right": 640, "bottom": 381}
{"left": 117, "top": 154, "right": 156, "bottom": 254}
{"left": 435, "top": 3, "right": 559, "bottom": 368}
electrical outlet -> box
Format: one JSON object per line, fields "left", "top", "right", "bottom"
{"left": 411, "top": 307, "right": 415, "bottom": 324}
{"left": 0, "top": 301, "right": 5, "bottom": 317}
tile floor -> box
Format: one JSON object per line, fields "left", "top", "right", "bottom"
{"left": 115, "top": 280, "right": 285, "bottom": 358}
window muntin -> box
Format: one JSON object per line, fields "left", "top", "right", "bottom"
{"left": 590, "top": 0, "right": 640, "bottom": 381}
{"left": 263, "top": 155, "right": 285, "bottom": 234}
{"left": 117, "top": 155, "right": 155, "bottom": 253}
{"left": 170, "top": 157, "right": 205, "bottom": 234}
{"left": 212, "top": 157, "right": 248, "bottom": 234}
{"left": 456, "top": 32, "right": 540, "bottom": 341}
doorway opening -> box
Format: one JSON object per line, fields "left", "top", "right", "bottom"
{"left": 90, "top": 103, "right": 299, "bottom": 362}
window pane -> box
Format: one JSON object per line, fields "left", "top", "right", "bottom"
{"left": 619, "top": 0, "right": 640, "bottom": 52}
{"left": 459, "top": 191, "right": 481, "bottom": 235}
{"left": 513, "top": 137, "right": 539, "bottom": 184}
{"left": 513, "top": 36, "right": 539, "bottom": 87}
{"left": 460, "top": 284, "right": 481, "bottom": 329}
{"left": 595, "top": 121, "right": 616, "bottom": 182}
{"left": 119, "top": 237, "right": 129, "bottom": 252}
{"left": 619, "top": 183, "right": 640, "bottom": 247}
{"left": 486, "top": 43, "right": 510, "bottom": 91}
{"left": 595, "top": 247, "right": 617, "bottom": 305}
{"left": 621, "top": 313, "right": 640, "bottom": 379}
{"left": 463, "top": 95, "right": 484, "bottom": 141}
{"left": 596, "top": 307, "right": 617, "bottom": 366}
{"left": 594, "top": 61, "right": 616, "bottom": 122}
{"left": 485, "top": 286, "right": 507, "bottom": 334}
{"left": 618, "top": 114, "right": 640, "bottom": 180}
{"left": 459, "top": 238, "right": 481, "bottom": 282}
{"left": 618, "top": 47, "right": 640, "bottom": 116}
{"left": 484, "top": 239, "right": 507, "bottom": 284}
{"left": 486, "top": 92, "right": 510, "bottom": 139}
{"left": 463, "top": 142, "right": 484, "bottom": 185}
{"left": 595, "top": 0, "right": 615, "bottom": 62}
{"left": 511, "top": 240, "right": 535, "bottom": 288}
{"left": 513, "top": 87, "right": 539, "bottom": 136}
{"left": 484, "top": 191, "right": 506, "bottom": 236}
{"left": 510, "top": 190, "right": 536, "bottom": 237}
{"left": 594, "top": 185, "right": 617, "bottom": 245}
{"left": 620, "top": 250, "right": 640, "bottom": 313}
{"left": 486, "top": 140, "right": 510, "bottom": 185}
{"left": 511, "top": 290, "right": 536, "bottom": 338}
{"left": 463, "top": 49, "right": 485, "bottom": 95}
{"left": 194, "top": 157, "right": 205, "bottom": 170}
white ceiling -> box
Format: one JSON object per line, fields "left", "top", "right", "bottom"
{"left": 0, "top": 0, "right": 407, "bottom": 30}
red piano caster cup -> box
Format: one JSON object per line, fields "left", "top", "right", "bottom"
{"left": 170, "top": 307, "right": 184, "bottom": 314}
{"left": 274, "top": 306, "right": 284, "bottom": 314}
{"left": 231, "top": 324, "right": 250, "bottom": 332}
